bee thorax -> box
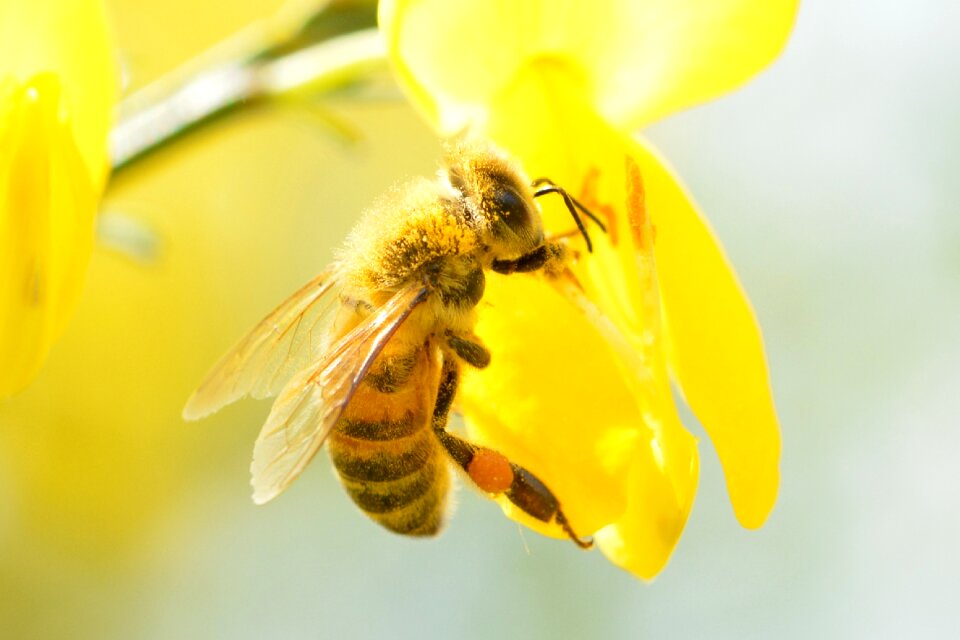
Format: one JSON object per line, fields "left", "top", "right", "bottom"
{"left": 425, "top": 258, "right": 485, "bottom": 309}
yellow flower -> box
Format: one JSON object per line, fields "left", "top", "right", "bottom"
{"left": 0, "top": 0, "right": 116, "bottom": 396}
{"left": 381, "top": 0, "right": 795, "bottom": 578}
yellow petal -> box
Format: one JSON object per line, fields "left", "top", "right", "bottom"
{"left": 380, "top": 0, "right": 797, "bottom": 132}
{"left": 0, "top": 0, "right": 116, "bottom": 185}
{"left": 461, "top": 270, "right": 698, "bottom": 581}
{"left": 456, "top": 63, "right": 700, "bottom": 575}
{"left": 631, "top": 141, "right": 781, "bottom": 528}
{"left": 584, "top": 0, "right": 799, "bottom": 129}
{"left": 459, "top": 273, "right": 636, "bottom": 538}
{"left": 0, "top": 74, "right": 97, "bottom": 395}
{"left": 587, "top": 155, "right": 700, "bottom": 579}
{"left": 484, "top": 60, "right": 778, "bottom": 531}
{"left": 594, "top": 422, "right": 700, "bottom": 580}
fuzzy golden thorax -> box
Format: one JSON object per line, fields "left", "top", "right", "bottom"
{"left": 339, "top": 142, "right": 550, "bottom": 303}
{"left": 339, "top": 176, "right": 480, "bottom": 291}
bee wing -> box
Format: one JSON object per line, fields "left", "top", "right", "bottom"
{"left": 250, "top": 283, "right": 430, "bottom": 504}
{"left": 183, "top": 265, "right": 345, "bottom": 421}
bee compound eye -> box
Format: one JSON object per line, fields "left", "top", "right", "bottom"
{"left": 492, "top": 186, "right": 533, "bottom": 234}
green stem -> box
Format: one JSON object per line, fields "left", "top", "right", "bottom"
{"left": 109, "top": 1, "right": 383, "bottom": 178}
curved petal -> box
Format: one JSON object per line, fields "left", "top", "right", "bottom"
{"left": 631, "top": 141, "right": 781, "bottom": 528}
{"left": 0, "top": 74, "right": 98, "bottom": 395}
{"left": 459, "top": 273, "right": 636, "bottom": 538}
{"left": 595, "top": 425, "right": 700, "bottom": 580}
{"left": 0, "top": 0, "right": 116, "bottom": 185}
{"left": 380, "top": 0, "right": 797, "bottom": 133}
{"left": 483, "top": 60, "right": 779, "bottom": 530}
{"left": 586, "top": 0, "right": 799, "bottom": 129}
{"left": 461, "top": 272, "right": 698, "bottom": 582}
{"left": 456, "top": 62, "right": 700, "bottom": 576}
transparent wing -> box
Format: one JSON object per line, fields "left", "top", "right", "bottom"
{"left": 251, "top": 283, "right": 430, "bottom": 504}
{"left": 183, "top": 265, "right": 344, "bottom": 420}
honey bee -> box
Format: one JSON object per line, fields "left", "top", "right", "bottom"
{"left": 183, "top": 140, "right": 603, "bottom": 547}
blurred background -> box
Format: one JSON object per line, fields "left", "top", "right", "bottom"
{"left": 2, "top": 0, "right": 958, "bottom": 638}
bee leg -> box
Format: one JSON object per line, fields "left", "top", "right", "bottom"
{"left": 491, "top": 242, "right": 566, "bottom": 275}
{"left": 431, "top": 357, "right": 592, "bottom": 549}
{"left": 444, "top": 331, "right": 491, "bottom": 369}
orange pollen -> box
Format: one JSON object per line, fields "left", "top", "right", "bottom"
{"left": 467, "top": 449, "right": 514, "bottom": 494}
{"left": 624, "top": 156, "right": 654, "bottom": 250}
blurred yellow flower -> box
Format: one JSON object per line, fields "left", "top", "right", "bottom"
{"left": 0, "top": 0, "right": 116, "bottom": 396}
{"left": 381, "top": 0, "right": 796, "bottom": 578}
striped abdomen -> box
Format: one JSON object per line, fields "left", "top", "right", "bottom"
{"left": 326, "top": 343, "right": 450, "bottom": 536}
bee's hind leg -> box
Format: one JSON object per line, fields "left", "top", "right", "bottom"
{"left": 431, "top": 356, "right": 592, "bottom": 549}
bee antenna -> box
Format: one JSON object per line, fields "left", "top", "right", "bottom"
{"left": 531, "top": 178, "right": 607, "bottom": 253}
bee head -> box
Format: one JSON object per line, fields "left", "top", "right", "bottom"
{"left": 443, "top": 141, "right": 545, "bottom": 260}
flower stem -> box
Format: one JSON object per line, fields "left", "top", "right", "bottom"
{"left": 109, "top": 0, "right": 384, "bottom": 178}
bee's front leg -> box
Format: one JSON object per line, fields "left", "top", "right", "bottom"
{"left": 431, "top": 356, "right": 592, "bottom": 549}
{"left": 490, "top": 242, "right": 567, "bottom": 276}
